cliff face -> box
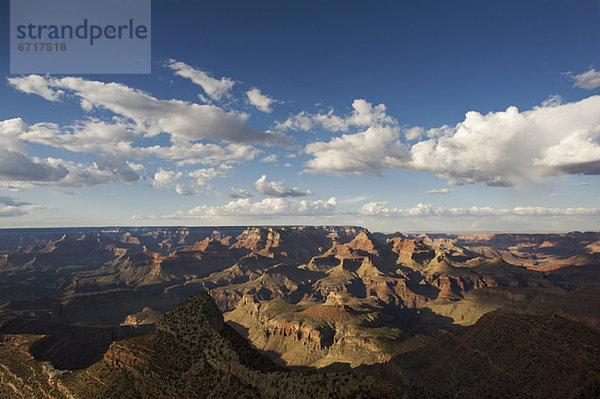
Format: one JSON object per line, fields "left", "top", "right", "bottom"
{"left": 385, "top": 311, "right": 600, "bottom": 398}
{"left": 87, "top": 293, "right": 397, "bottom": 398}
{"left": 231, "top": 226, "right": 361, "bottom": 263}
{"left": 225, "top": 294, "right": 398, "bottom": 368}
{"left": 0, "top": 293, "right": 397, "bottom": 398}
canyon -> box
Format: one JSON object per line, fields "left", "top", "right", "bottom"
{"left": 0, "top": 226, "right": 599, "bottom": 397}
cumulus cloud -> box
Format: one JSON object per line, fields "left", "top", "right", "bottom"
{"left": 7, "top": 75, "right": 287, "bottom": 145}
{"left": 0, "top": 152, "right": 140, "bottom": 190}
{"left": 166, "top": 59, "right": 234, "bottom": 101}
{"left": 7, "top": 74, "right": 64, "bottom": 101}
{"left": 425, "top": 188, "right": 454, "bottom": 195}
{"left": 152, "top": 168, "right": 182, "bottom": 189}
{"left": 0, "top": 148, "right": 69, "bottom": 184}
{"left": 0, "top": 117, "right": 143, "bottom": 190}
{"left": 276, "top": 99, "right": 396, "bottom": 132}
{"left": 305, "top": 96, "right": 600, "bottom": 186}
{"left": 188, "top": 196, "right": 336, "bottom": 217}
{"left": 254, "top": 175, "right": 312, "bottom": 197}
{"left": 4, "top": 116, "right": 259, "bottom": 170}
{"left": 221, "top": 188, "right": 253, "bottom": 199}
{"left": 148, "top": 142, "right": 260, "bottom": 166}
{"left": 259, "top": 154, "right": 278, "bottom": 163}
{"left": 305, "top": 125, "right": 407, "bottom": 175}
{"left": 166, "top": 165, "right": 234, "bottom": 195}
{"left": 246, "top": 88, "right": 275, "bottom": 113}
{"left": 572, "top": 68, "right": 600, "bottom": 89}
{"left": 403, "top": 126, "right": 424, "bottom": 140}
{"left": 19, "top": 118, "right": 140, "bottom": 155}
{"left": 189, "top": 165, "right": 233, "bottom": 186}
{"left": 357, "top": 202, "right": 600, "bottom": 218}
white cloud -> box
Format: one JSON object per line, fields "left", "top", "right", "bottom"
{"left": 572, "top": 68, "right": 600, "bottom": 89}
{"left": 5, "top": 116, "right": 261, "bottom": 169}
{"left": 19, "top": 118, "right": 141, "bottom": 155}
{"left": 188, "top": 196, "right": 336, "bottom": 217}
{"left": 1, "top": 155, "right": 143, "bottom": 191}
{"left": 221, "top": 188, "right": 253, "bottom": 199}
{"left": 166, "top": 59, "right": 234, "bottom": 101}
{"left": 357, "top": 202, "right": 600, "bottom": 218}
{"left": 276, "top": 99, "right": 396, "bottom": 132}
{"left": 425, "top": 188, "right": 454, "bottom": 195}
{"left": 540, "top": 94, "right": 562, "bottom": 108}
{"left": 254, "top": 175, "right": 312, "bottom": 197}
{"left": 259, "top": 154, "right": 278, "bottom": 163}
{"left": 175, "top": 183, "right": 197, "bottom": 196}
{"left": 148, "top": 143, "right": 261, "bottom": 166}
{"left": 305, "top": 96, "right": 600, "bottom": 185}
{"left": 167, "top": 165, "right": 234, "bottom": 195}
{"left": 152, "top": 168, "right": 182, "bottom": 189}
{"left": 246, "top": 88, "right": 275, "bottom": 113}
{"left": 403, "top": 126, "right": 424, "bottom": 140}
{"left": 7, "top": 75, "right": 287, "bottom": 145}
{"left": 7, "top": 74, "right": 64, "bottom": 101}
{"left": 188, "top": 165, "right": 233, "bottom": 186}
{"left": 304, "top": 125, "right": 407, "bottom": 175}
{"left": 534, "top": 129, "right": 600, "bottom": 175}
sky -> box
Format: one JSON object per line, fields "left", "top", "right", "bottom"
{"left": 1, "top": 0, "right": 600, "bottom": 232}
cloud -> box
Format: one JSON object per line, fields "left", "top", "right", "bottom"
{"left": 0, "top": 152, "right": 143, "bottom": 191}
{"left": 19, "top": 118, "right": 141, "bottom": 155}
{"left": 188, "top": 196, "right": 336, "bottom": 217}
{"left": 147, "top": 142, "right": 261, "bottom": 166}
{"left": 0, "top": 148, "right": 69, "bottom": 183}
{"left": 247, "top": 88, "right": 275, "bottom": 113}
{"left": 0, "top": 206, "right": 29, "bottom": 217}
{"left": 305, "top": 96, "right": 600, "bottom": 186}
{"left": 188, "top": 165, "right": 233, "bottom": 186}
{"left": 7, "top": 74, "right": 64, "bottom": 101}
{"left": 541, "top": 94, "right": 562, "bottom": 108}
{"left": 403, "top": 126, "right": 424, "bottom": 140}
{"left": 3, "top": 116, "right": 259, "bottom": 178}
{"left": 7, "top": 75, "right": 287, "bottom": 145}
{"left": 304, "top": 125, "right": 407, "bottom": 175}
{"left": 425, "top": 188, "right": 454, "bottom": 195}
{"left": 152, "top": 168, "right": 182, "bottom": 188}
{"left": 254, "top": 175, "right": 312, "bottom": 197}
{"left": 45, "top": 158, "right": 142, "bottom": 188}
{"left": 572, "top": 68, "right": 600, "bottom": 89}
{"left": 357, "top": 202, "right": 600, "bottom": 218}
{"left": 174, "top": 184, "right": 198, "bottom": 196}
{"left": 221, "top": 188, "right": 253, "bottom": 199}
{"left": 167, "top": 59, "right": 234, "bottom": 100}
{"left": 259, "top": 154, "right": 278, "bottom": 163}
{"left": 407, "top": 96, "right": 600, "bottom": 185}
{"left": 0, "top": 196, "right": 31, "bottom": 207}
{"left": 94, "top": 154, "right": 141, "bottom": 183}
{"left": 0, "top": 196, "right": 48, "bottom": 218}
{"left": 276, "top": 99, "right": 396, "bottom": 132}
{"left": 165, "top": 165, "right": 234, "bottom": 195}
{"left": 338, "top": 195, "right": 370, "bottom": 205}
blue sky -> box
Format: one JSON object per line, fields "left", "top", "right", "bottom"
{"left": 1, "top": 0, "right": 600, "bottom": 231}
